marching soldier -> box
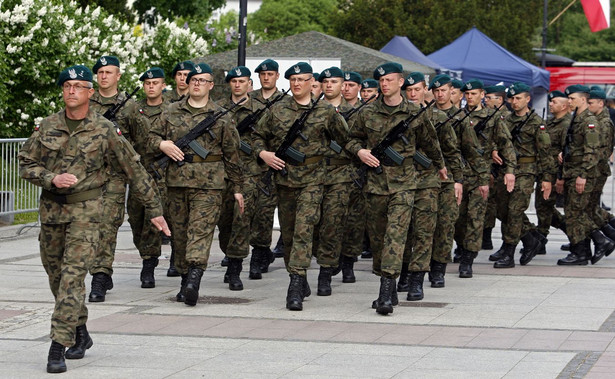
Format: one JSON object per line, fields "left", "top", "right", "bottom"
{"left": 450, "top": 79, "right": 464, "bottom": 109}
{"left": 342, "top": 71, "right": 362, "bottom": 106}
{"left": 163, "top": 60, "right": 195, "bottom": 103}
{"left": 360, "top": 79, "right": 379, "bottom": 102}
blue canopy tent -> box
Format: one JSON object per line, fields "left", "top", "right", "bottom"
{"left": 380, "top": 36, "right": 461, "bottom": 79}
{"left": 427, "top": 27, "right": 550, "bottom": 89}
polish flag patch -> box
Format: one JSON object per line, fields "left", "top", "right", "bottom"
{"left": 588, "top": 123, "right": 595, "bottom": 129}
{"left": 540, "top": 124, "right": 545, "bottom": 130}
{"left": 34, "top": 125, "right": 39, "bottom": 131}
{"left": 116, "top": 128, "right": 122, "bottom": 135}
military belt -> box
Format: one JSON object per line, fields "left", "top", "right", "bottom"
{"left": 41, "top": 187, "right": 102, "bottom": 205}
{"left": 325, "top": 157, "right": 351, "bottom": 166}
{"left": 185, "top": 154, "right": 222, "bottom": 163}
{"left": 517, "top": 156, "right": 536, "bottom": 164}
{"left": 382, "top": 157, "right": 414, "bottom": 167}
{"left": 288, "top": 155, "right": 323, "bottom": 166}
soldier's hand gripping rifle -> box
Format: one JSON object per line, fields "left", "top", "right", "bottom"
{"left": 474, "top": 102, "right": 505, "bottom": 140}
{"left": 510, "top": 109, "right": 536, "bottom": 143}
{"left": 352, "top": 100, "right": 434, "bottom": 189}
{"left": 258, "top": 93, "right": 324, "bottom": 196}
{"left": 236, "top": 90, "right": 288, "bottom": 155}
{"left": 149, "top": 98, "right": 245, "bottom": 180}
{"left": 102, "top": 87, "right": 140, "bottom": 122}
{"left": 340, "top": 94, "right": 377, "bottom": 122}
{"left": 558, "top": 107, "right": 578, "bottom": 180}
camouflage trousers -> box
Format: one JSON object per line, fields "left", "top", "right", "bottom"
{"left": 403, "top": 187, "right": 438, "bottom": 271}
{"left": 90, "top": 190, "right": 125, "bottom": 276}
{"left": 484, "top": 176, "right": 497, "bottom": 229}
{"left": 277, "top": 184, "right": 323, "bottom": 276}
{"left": 366, "top": 190, "right": 414, "bottom": 279}
{"left": 250, "top": 178, "right": 278, "bottom": 249}
{"left": 341, "top": 184, "right": 366, "bottom": 258}
{"left": 565, "top": 177, "right": 596, "bottom": 244}
{"left": 126, "top": 188, "right": 162, "bottom": 260}
{"left": 218, "top": 176, "right": 258, "bottom": 259}
{"left": 167, "top": 187, "right": 222, "bottom": 273}
{"left": 313, "top": 182, "right": 352, "bottom": 267}
{"left": 590, "top": 174, "right": 612, "bottom": 228}
{"left": 455, "top": 179, "right": 487, "bottom": 252}
{"left": 40, "top": 221, "right": 99, "bottom": 347}
{"left": 496, "top": 173, "right": 535, "bottom": 245}
{"left": 535, "top": 178, "right": 565, "bottom": 236}
{"left": 432, "top": 182, "right": 458, "bottom": 264}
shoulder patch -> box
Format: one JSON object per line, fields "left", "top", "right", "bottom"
{"left": 588, "top": 124, "right": 595, "bottom": 129}
{"left": 500, "top": 115, "right": 505, "bottom": 120}
{"left": 539, "top": 124, "right": 545, "bottom": 130}
{"left": 139, "top": 109, "right": 144, "bottom": 114}
{"left": 116, "top": 128, "right": 122, "bottom": 136}
{"left": 34, "top": 125, "right": 40, "bottom": 131}
{"left": 470, "top": 120, "right": 474, "bottom": 126}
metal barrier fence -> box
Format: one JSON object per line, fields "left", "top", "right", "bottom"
{"left": 0, "top": 138, "right": 40, "bottom": 223}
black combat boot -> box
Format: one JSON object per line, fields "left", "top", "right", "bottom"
{"left": 600, "top": 223, "right": 615, "bottom": 243}
{"left": 88, "top": 272, "right": 113, "bottom": 303}
{"left": 557, "top": 241, "right": 589, "bottom": 265}
{"left": 249, "top": 248, "right": 263, "bottom": 280}
{"left": 429, "top": 259, "right": 447, "bottom": 288}
{"left": 459, "top": 250, "right": 478, "bottom": 278}
{"left": 140, "top": 257, "right": 158, "bottom": 289}
{"left": 396, "top": 262, "right": 410, "bottom": 292}
{"left": 561, "top": 243, "right": 570, "bottom": 251}
{"left": 361, "top": 248, "right": 373, "bottom": 259}
{"left": 341, "top": 255, "right": 356, "bottom": 283}
{"left": 303, "top": 273, "right": 311, "bottom": 298}
{"left": 286, "top": 274, "right": 305, "bottom": 311}
{"left": 167, "top": 251, "right": 180, "bottom": 277}
{"left": 453, "top": 246, "right": 462, "bottom": 263}
{"left": 259, "top": 246, "right": 275, "bottom": 273}
{"left": 317, "top": 267, "right": 333, "bottom": 296}
{"left": 225, "top": 258, "right": 244, "bottom": 291}
{"left": 591, "top": 229, "right": 615, "bottom": 264}
{"left": 47, "top": 341, "right": 67, "bottom": 373}
{"left": 489, "top": 243, "right": 505, "bottom": 261}
{"left": 221, "top": 256, "right": 229, "bottom": 267}
{"left": 273, "top": 236, "right": 284, "bottom": 258}
{"left": 184, "top": 267, "right": 204, "bottom": 306}
{"left": 494, "top": 243, "right": 516, "bottom": 268}
{"left": 520, "top": 231, "right": 541, "bottom": 265}
{"left": 65, "top": 324, "right": 93, "bottom": 359}
{"left": 482, "top": 227, "right": 493, "bottom": 250}
{"left": 375, "top": 276, "right": 395, "bottom": 315}
{"left": 176, "top": 274, "right": 187, "bottom": 302}
{"left": 407, "top": 271, "right": 426, "bottom": 301}
{"left": 533, "top": 230, "right": 548, "bottom": 255}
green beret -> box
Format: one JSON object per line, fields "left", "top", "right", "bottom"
{"left": 548, "top": 90, "right": 567, "bottom": 100}
{"left": 186, "top": 63, "right": 213, "bottom": 84}
{"left": 428, "top": 74, "right": 451, "bottom": 90}
{"left": 373, "top": 62, "right": 403, "bottom": 80}
{"left": 507, "top": 82, "right": 531, "bottom": 97}
{"left": 284, "top": 62, "right": 312, "bottom": 79}
{"left": 565, "top": 84, "right": 590, "bottom": 96}
{"left": 313, "top": 72, "right": 320, "bottom": 81}
{"left": 590, "top": 85, "right": 602, "bottom": 91}
{"left": 361, "top": 79, "right": 379, "bottom": 89}
{"left": 225, "top": 66, "right": 252, "bottom": 82}
{"left": 92, "top": 55, "right": 120, "bottom": 74}
{"left": 461, "top": 79, "right": 484, "bottom": 92}
{"left": 57, "top": 65, "right": 93, "bottom": 86}
{"left": 451, "top": 79, "right": 464, "bottom": 89}
{"left": 319, "top": 67, "right": 344, "bottom": 82}
{"left": 172, "top": 61, "right": 195, "bottom": 77}
{"left": 255, "top": 59, "right": 279, "bottom": 73}
{"left": 139, "top": 67, "right": 165, "bottom": 81}
{"left": 590, "top": 89, "right": 607, "bottom": 100}
{"left": 344, "top": 71, "right": 362, "bottom": 84}
{"left": 402, "top": 72, "right": 426, "bottom": 90}
{"left": 485, "top": 85, "right": 506, "bottom": 94}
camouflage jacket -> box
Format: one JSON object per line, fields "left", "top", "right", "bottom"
{"left": 347, "top": 98, "right": 445, "bottom": 195}
{"left": 595, "top": 107, "right": 615, "bottom": 176}
{"left": 18, "top": 109, "right": 162, "bottom": 224}
{"left": 544, "top": 113, "right": 570, "bottom": 181}
{"left": 162, "top": 89, "right": 186, "bottom": 104}
{"left": 148, "top": 97, "right": 244, "bottom": 192}
{"left": 561, "top": 108, "right": 600, "bottom": 179}
{"left": 253, "top": 95, "right": 349, "bottom": 188}
{"left": 469, "top": 106, "right": 517, "bottom": 175}
{"left": 323, "top": 98, "right": 354, "bottom": 185}
{"left": 135, "top": 99, "right": 166, "bottom": 169}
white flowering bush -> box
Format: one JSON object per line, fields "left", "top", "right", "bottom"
{"left": 0, "top": 0, "right": 209, "bottom": 137}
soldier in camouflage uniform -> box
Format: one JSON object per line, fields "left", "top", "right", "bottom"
{"left": 556, "top": 85, "right": 615, "bottom": 265}
{"left": 149, "top": 63, "right": 244, "bottom": 306}
{"left": 347, "top": 62, "right": 446, "bottom": 316}
{"left": 88, "top": 56, "right": 149, "bottom": 302}
{"left": 455, "top": 79, "right": 516, "bottom": 277}
{"left": 19, "top": 65, "right": 169, "bottom": 373}
{"left": 311, "top": 67, "right": 355, "bottom": 295}
{"left": 253, "top": 62, "right": 349, "bottom": 311}
{"left": 163, "top": 60, "right": 194, "bottom": 103}
{"left": 216, "top": 66, "right": 265, "bottom": 290}
{"left": 249, "top": 59, "right": 283, "bottom": 269}
{"left": 450, "top": 79, "right": 464, "bottom": 109}
{"left": 360, "top": 79, "right": 379, "bottom": 102}
{"left": 343, "top": 71, "right": 362, "bottom": 107}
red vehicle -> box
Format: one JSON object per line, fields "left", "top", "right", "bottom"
{"left": 547, "top": 63, "right": 615, "bottom": 97}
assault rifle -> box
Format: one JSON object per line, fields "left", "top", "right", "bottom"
{"left": 510, "top": 109, "right": 536, "bottom": 144}
{"left": 558, "top": 107, "right": 578, "bottom": 180}
{"left": 103, "top": 87, "right": 140, "bottom": 122}
{"left": 236, "top": 90, "right": 288, "bottom": 155}
{"left": 149, "top": 98, "right": 245, "bottom": 180}
{"left": 258, "top": 93, "right": 324, "bottom": 196}
{"left": 474, "top": 103, "right": 505, "bottom": 140}
{"left": 340, "top": 94, "right": 377, "bottom": 122}
{"left": 434, "top": 107, "right": 464, "bottom": 132}
{"left": 352, "top": 100, "right": 434, "bottom": 189}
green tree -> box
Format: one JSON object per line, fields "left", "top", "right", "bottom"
{"left": 132, "top": 0, "right": 226, "bottom": 23}
{"left": 74, "top": 0, "right": 132, "bottom": 21}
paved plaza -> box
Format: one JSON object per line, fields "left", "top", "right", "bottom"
{"left": 2, "top": 210, "right": 615, "bottom": 378}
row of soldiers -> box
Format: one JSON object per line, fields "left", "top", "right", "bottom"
{"left": 17, "top": 54, "right": 615, "bottom": 372}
